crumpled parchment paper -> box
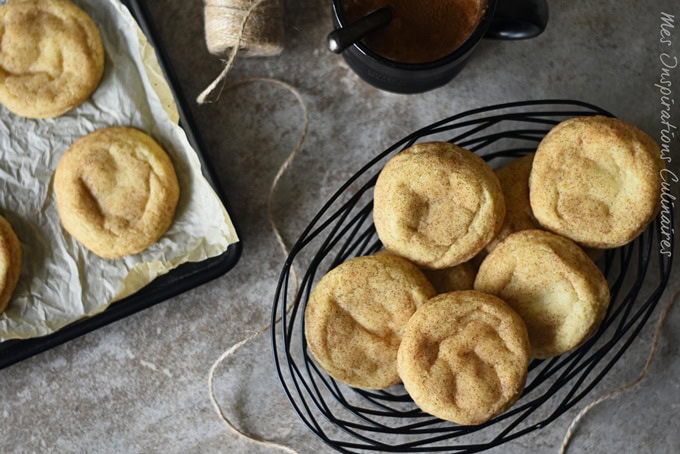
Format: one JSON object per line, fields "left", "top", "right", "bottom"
{"left": 0, "top": 0, "right": 239, "bottom": 341}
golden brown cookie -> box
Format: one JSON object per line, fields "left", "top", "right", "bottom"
{"left": 487, "top": 153, "right": 540, "bottom": 251}
{"left": 422, "top": 261, "right": 476, "bottom": 294}
{"left": 0, "top": 215, "right": 22, "bottom": 313}
{"left": 304, "top": 254, "right": 436, "bottom": 389}
{"left": 475, "top": 230, "right": 610, "bottom": 358}
{"left": 55, "top": 127, "right": 180, "bottom": 259}
{"left": 374, "top": 142, "right": 505, "bottom": 270}
{"left": 530, "top": 116, "right": 663, "bottom": 248}
{"left": 0, "top": 0, "right": 105, "bottom": 118}
{"left": 397, "top": 290, "right": 530, "bottom": 425}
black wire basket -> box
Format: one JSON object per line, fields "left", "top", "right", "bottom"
{"left": 271, "top": 100, "right": 674, "bottom": 453}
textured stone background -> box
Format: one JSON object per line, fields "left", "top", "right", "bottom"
{"left": 2, "top": 0, "right": 680, "bottom": 453}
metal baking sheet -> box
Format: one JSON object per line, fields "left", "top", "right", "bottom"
{"left": 0, "top": 0, "right": 241, "bottom": 370}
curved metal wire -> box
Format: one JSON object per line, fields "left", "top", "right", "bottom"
{"left": 271, "top": 100, "right": 674, "bottom": 453}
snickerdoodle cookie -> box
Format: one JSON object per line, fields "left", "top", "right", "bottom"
{"left": 0, "top": 215, "right": 22, "bottom": 313}
{"left": 422, "top": 261, "right": 476, "bottom": 294}
{"left": 397, "top": 290, "right": 530, "bottom": 425}
{"left": 304, "top": 254, "right": 436, "bottom": 389}
{"left": 55, "top": 127, "right": 180, "bottom": 259}
{"left": 475, "top": 230, "right": 610, "bottom": 358}
{"left": 487, "top": 153, "right": 540, "bottom": 251}
{"left": 374, "top": 142, "right": 505, "bottom": 269}
{"left": 0, "top": 0, "right": 105, "bottom": 118}
{"left": 530, "top": 116, "right": 663, "bottom": 248}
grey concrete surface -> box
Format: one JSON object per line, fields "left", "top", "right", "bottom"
{"left": 2, "top": 0, "right": 680, "bottom": 453}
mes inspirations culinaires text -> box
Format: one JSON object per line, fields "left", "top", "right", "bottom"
{"left": 658, "top": 11, "right": 677, "bottom": 258}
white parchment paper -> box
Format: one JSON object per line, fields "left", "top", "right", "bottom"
{"left": 0, "top": 0, "right": 239, "bottom": 341}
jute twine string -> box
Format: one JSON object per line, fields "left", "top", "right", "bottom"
{"left": 560, "top": 288, "right": 680, "bottom": 453}
{"left": 199, "top": 0, "right": 283, "bottom": 104}
{"left": 201, "top": 4, "right": 303, "bottom": 452}
{"left": 204, "top": 0, "right": 284, "bottom": 58}
{"left": 206, "top": 77, "right": 307, "bottom": 453}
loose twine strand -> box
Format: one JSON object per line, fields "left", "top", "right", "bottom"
{"left": 206, "top": 78, "right": 306, "bottom": 452}
{"left": 559, "top": 288, "right": 680, "bottom": 453}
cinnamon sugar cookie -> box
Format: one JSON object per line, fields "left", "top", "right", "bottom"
{"left": 304, "top": 254, "right": 436, "bottom": 389}
{"left": 397, "top": 290, "right": 530, "bottom": 425}
{"left": 475, "top": 230, "right": 610, "bottom": 358}
{"left": 55, "top": 127, "right": 180, "bottom": 259}
{"left": 374, "top": 142, "right": 505, "bottom": 269}
{"left": 530, "top": 116, "right": 663, "bottom": 248}
{"left": 0, "top": 0, "right": 105, "bottom": 118}
{"left": 487, "top": 153, "right": 540, "bottom": 251}
{"left": 0, "top": 215, "right": 22, "bottom": 313}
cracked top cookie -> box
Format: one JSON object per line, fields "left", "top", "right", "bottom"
{"left": 530, "top": 116, "right": 663, "bottom": 248}
{"left": 0, "top": 214, "right": 22, "bottom": 313}
{"left": 397, "top": 290, "right": 530, "bottom": 425}
{"left": 0, "top": 0, "right": 105, "bottom": 118}
{"left": 304, "top": 254, "right": 436, "bottom": 389}
{"left": 373, "top": 142, "right": 505, "bottom": 270}
{"left": 54, "top": 127, "right": 180, "bottom": 259}
{"left": 474, "top": 230, "right": 610, "bottom": 358}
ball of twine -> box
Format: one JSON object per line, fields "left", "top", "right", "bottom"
{"left": 204, "top": 0, "right": 284, "bottom": 58}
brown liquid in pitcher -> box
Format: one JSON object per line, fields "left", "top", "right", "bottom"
{"left": 343, "top": 0, "right": 486, "bottom": 64}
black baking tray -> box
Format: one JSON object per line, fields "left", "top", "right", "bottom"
{"left": 0, "top": 0, "right": 241, "bottom": 370}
